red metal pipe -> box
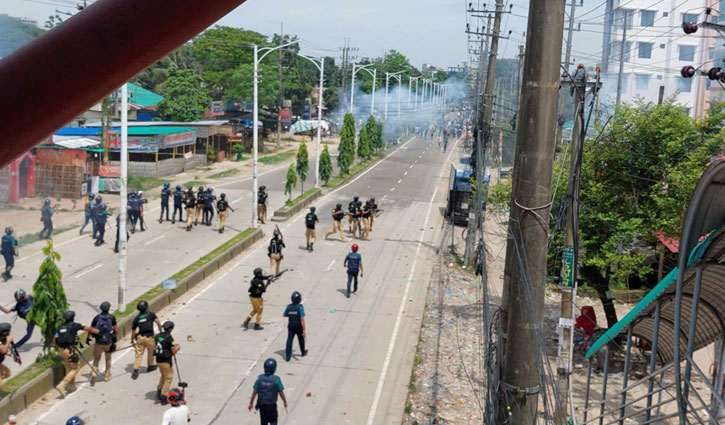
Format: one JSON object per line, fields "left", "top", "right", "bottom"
{"left": 0, "top": 0, "right": 246, "bottom": 168}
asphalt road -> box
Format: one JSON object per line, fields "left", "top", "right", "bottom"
{"left": 0, "top": 150, "right": 319, "bottom": 379}
{"left": 16, "top": 135, "right": 455, "bottom": 425}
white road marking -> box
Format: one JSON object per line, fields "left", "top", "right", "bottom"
{"left": 414, "top": 160, "right": 418, "bottom": 164}
{"left": 409, "top": 165, "right": 413, "bottom": 169}
{"left": 397, "top": 179, "right": 402, "bottom": 184}
{"left": 325, "top": 259, "right": 336, "bottom": 272}
{"left": 390, "top": 187, "right": 395, "bottom": 192}
{"left": 143, "top": 234, "right": 165, "bottom": 246}
{"left": 72, "top": 263, "right": 102, "bottom": 279}
{"left": 367, "top": 185, "right": 440, "bottom": 425}
{"left": 381, "top": 195, "right": 387, "bottom": 201}
{"left": 404, "top": 171, "right": 408, "bottom": 176}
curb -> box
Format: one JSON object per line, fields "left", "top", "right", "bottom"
{"left": 0, "top": 227, "right": 264, "bottom": 421}
{"left": 271, "top": 189, "right": 322, "bottom": 222}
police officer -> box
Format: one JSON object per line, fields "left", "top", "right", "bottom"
{"left": 172, "top": 185, "right": 184, "bottom": 224}
{"left": 1, "top": 228, "right": 18, "bottom": 281}
{"left": 114, "top": 213, "right": 130, "bottom": 253}
{"left": 136, "top": 190, "right": 147, "bottom": 232}
{"left": 203, "top": 188, "right": 216, "bottom": 226}
{"left": 65, "top": 417, "right": 84, "bottom": 425}
{"left": 304, "top": 206, "right": 319, "bottom": 252}
{"left": 347, "top": 196, "right": 359, "bottom": 234}
{"left": 283, "top": 291, "right": 307, "bottom": 361}
{"left": 194, "top": 186, "right": 205, "bottom": 226}
{"left": 361, "top": 203, "right": 372, "bottom": 240}
{"left": 40, "top": 198, "right": 54, "bottom": 239}
{"left": 155, "top": 320, "right": 180, "bottom": 405}
{"left": 216, "top": 193, "right": 235, "bottom": 234}
{"left": 267, "top": 230, "right": 285, "bottom": 275}
{"left": 94, "top": 203, "right": 110, "bottom": 246}
{"left": 92, "top": 196, "right": 103, "bottom": 239}
{"left": 184, "top": 188, "right": 196, "bottom": 231}
{"left": 128, "top": 192, "right": 140, "bottom": 233}
{"left": 257, "top": 185, "right": 268, "bottom": 224}
{"left": 89, "top": 301, "right": 117, "bottom": 385}
{"left": 248, "top": 358, "right": 288, "bottom": 425}
{"left": 130, "top": 300, "right": 162, "bottom": 380}
{"left": 159, "top": 182, "right": 171, "bottom": 223}
{"left": 53, "top": 311, "right": 99, "bottom": 397}
{"left": 325, "top": 203, "right": 346, "bottom": 242}
{"left": 80, "top": 193, "right": 95, "bottom": 235}
{"left": 366, "top": 197, "right": 378, "bottom": 232}
{"left": 343, "top": 244, "right": 364, "bottom": 298}
{"left": 0, "top": 323, "right": 15, "bottom": 388}
{"left": 0, "top": 289, "right": 34, "bottom": 348}
{"left": 244, "top": 268, "right": 270, "bottom": 331}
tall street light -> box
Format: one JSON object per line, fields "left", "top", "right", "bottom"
{"left": 408, "top": 76, "right": 420, "bottom": 107}
{"left": 296, "top": 53, "right": 325, "bottom": 189}
{"left": 253, "top": 40, "right": 299, "bottom": 228}
{"left": 384, "top": 71, "right": 403, "bottom": 121}
{"left": 351, "top": 63, "right": 376, "bottom": 116}
{"left": 118, "top": 83, "right": 128, "bottom": 311}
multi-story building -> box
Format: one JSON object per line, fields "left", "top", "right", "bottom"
{"left": 695, "top": 0, "right": 725, "bottom": 117}
{"left": 600, "top": 0, "right": 709, "bottom": 116}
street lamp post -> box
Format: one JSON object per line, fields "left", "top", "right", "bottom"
{"left": 384, "top": 71, "right": 403, "bottom": 121}
{"left": 253, "top": 40, "right": 300, "bottom": 227}
{"left": 409, "top": 76, "right": 420, "bottom": 109}
{"left": 415, "top": 78, "right": 419, "bottom": 110}
{"left": 296, "top": 53, "right": 326, "bottom": 188}
{"left": 351, "top": 63, "right": 376, "bottom": 116}
{"left": 118, "top": 83, "right": 128, "bottom": 312}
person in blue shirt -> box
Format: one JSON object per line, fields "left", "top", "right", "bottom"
{"left": 202, "top": 188, "right": 215, "bottom": 226}
{"left": 172, "top": 185, "right": 183, "bottom": 224}
{"left": 91, "top": 196, "right": 103, "bottom": 239}
{"left": 1, "top": 228, "right": 18, "bottom": 281}
{"left": 94, "top": 204, "right": 110, "bottom": 246}
{"left": 343, "top": 244, "right": 364, "bottom": 298}
{"left": 249, "top": 358, "right": 288, "bottom": 425}
{"left": 159, "top": 183, "right": 171, "bottom": 223}
{"left": 283, "top": 291, "right": 307, "bottom": 361}
{"left": 80, "top": 193, "right": 95, "bottom": 235}
{"left": 39, "top": 198, "right": 53, "bottom": 240}
{"left": 0, "top": 289, "right": 35, "bottom": 348}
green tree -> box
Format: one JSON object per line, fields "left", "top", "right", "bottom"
{"left": 26, "top": 240, "right": 69, "bottom": 356}
{"left": 338, "top": 113, "right": 356, "bottom": 175}
{"left": 296, "top": 141, "right": 309, "bottom": 194}
{"left": 357, "top": 125, "right": 371, "bottom": 161}
{"left": 224, "top": 62, "right": 278, "bottom": 107}
{"left": 285, "top": 164, "right": 297, "bottom": 202}
{"left": 157, "top": 68, "right": 210, "bottom": 121}
{"left": 319, "top": 145, "right": 333, "bottom": 186}
{"left": 366, "top": 116, "right": 383, "bottom": 154}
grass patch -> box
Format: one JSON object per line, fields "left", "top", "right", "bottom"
{"left": 448, "top": 244, "right": 464, "bottom": 268}
{"left": 405, "top": 401, "right": 413, "bottom": 414}
{"left": 128, "top": 175, "right": 166, "bottom": 192}
{"left": 116, "top": 227, "right": 255, "bottom": 319}
{"left": 17, "top": 225, "right": 77, "bottom": 248}
{"left": 282, "top": 188, "right": 318, "bottom": 210}
{"left": 281, "top": 137, "right": 295, "bottom": 142}
{"left": 0, "top": 354, "right": 61, "bottom": 399}
{"left": 196, "top": 166, "right": 213, "bottom": 171}
{"left": 323, "top": 157, "right": 378, "bottom": 188}
{"left": 209, "top": 168, "right": 241, "bottom": 180}
{"left": 259, "top": 151, "right": 295, "bottom": 165}
{"left": 414, "top": 355, "right": 423, "bottom": 367}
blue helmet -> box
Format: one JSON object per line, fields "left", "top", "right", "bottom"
{"left": 43, "top": 198, "right": 51, "bottom": 206}
{"left": 95, "top": 195, "right": 102, "bottom": 204}
{"left": 263, "top": 358, "right": 277, "bottom": 375}
{"left": 66, "top": 416, "right": 84, "bottom": 425}
{"left": 88, "top": 193, "right": 95, "bottom": 200}
{"left": 163, "top": 182, "right": 170, "bottom": 189}
{"left": 291, "top": 291, "right": 302, "bottom": 304}
{"left": 176, "top": 185, "right": 182, "bottom": 191}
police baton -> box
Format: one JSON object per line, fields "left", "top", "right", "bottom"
{"left": 72, "top": 346, "right": 101, "bottom": 376}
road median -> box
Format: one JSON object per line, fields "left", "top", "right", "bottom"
{"left": 0, "top": 226, "right": 264, "bottom": 421}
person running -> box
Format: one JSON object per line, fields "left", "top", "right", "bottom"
{"left": 343, "top": 244, "right": 363, "bottom": 298}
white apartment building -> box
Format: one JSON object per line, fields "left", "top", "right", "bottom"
{"left": 601, "top": 0, "right": 710, "bottom": 116}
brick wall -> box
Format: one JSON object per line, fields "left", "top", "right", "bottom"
{"left": 108, "top": 155, "right": 207, "bottom": 179}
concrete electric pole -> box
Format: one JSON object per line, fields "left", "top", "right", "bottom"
{"left": 500, "top": 1, "right": 566, "bottom": 424}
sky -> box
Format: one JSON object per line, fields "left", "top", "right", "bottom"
{"left": 2, "top": 0, "right": 608, "bottom": 70}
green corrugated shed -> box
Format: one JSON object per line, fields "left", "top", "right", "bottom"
{"left": 111, "top": 83, "right": 164, "bottom": 108}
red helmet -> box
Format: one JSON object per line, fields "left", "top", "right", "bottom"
{"left": 168, "top": 388, "right": 184, "bottom": 405}
{"left": 351, "top": 244, "right": 359, "bottom": 252}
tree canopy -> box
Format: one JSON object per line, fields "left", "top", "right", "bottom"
{"left": 157, "top": 68, "right": 210, "bottom": 122}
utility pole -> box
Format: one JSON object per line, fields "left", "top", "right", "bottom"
{"left": 601, "top": 0, "right": 615, "bottom": 74}
{"left": 340, "top": 38, "right": 348, "bottom": 108}
{"left": 615, "top": 10, "right": 628, "bottom": 108}
{"left": 118, "top": 83, "right": 128, "bottom": 312}
{"left": 276, "top": 22, "right": 284, "bottom": 148}
{"left": 555, "top": 67, "right": 595, "bottom": 423}
{"left": 465, "top": 0, "right": 503, "bottom": 267}
{"left": 500, "top": 1, "right": 566, "bottom": 424}
{"left": 557, "top": 0, "right": 578, "bottom": 146}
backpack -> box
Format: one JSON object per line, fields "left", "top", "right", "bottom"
{"left": 305, "top": 213, "right": 316, "bottom": 228}
{"left": 56, "top": 323, "right": 77, "bottom": 347}
{"left": 95, "top": 313, "right": 114, "bottom": 345}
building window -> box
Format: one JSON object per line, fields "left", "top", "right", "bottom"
{"left": 677, "top": 77, "right": 692, "bottom": 93}
{"left": 679, "top": 45, "right": 696, "bottom": 62}
{"left": 683, "top": 107, "right": 691, "bottom": 116}
{"left": 657, "top": 75, "right": 662, "bottom": 80}
{"left": 682, "top": 13, "right": 699, "bottom": 24}
{"left": 660, "top": 44, "right": 665, "bottom": 49}
{"left": 638, "top": 42, "right": 653, "bottom": 59}
{"left": 614, "top": 9, "right": 635, "bottom": 30}
{"left": 635, "top": 74, "right": 650, "bottom": 90}
{"left": 640, "top": 10, "right": 656, "bottom": 27}
{"left": 612, "top": 41, "right": 633, "bottom": 62}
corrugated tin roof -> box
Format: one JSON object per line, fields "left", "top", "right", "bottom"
{"left": 56, "top": 126, "right": 194, "bottom": 136}
{"left": 110, "top": 83, "right": 163, "bottom": 108}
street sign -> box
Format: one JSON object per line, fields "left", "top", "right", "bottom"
{"left": 562, "top": 245, "right": 574, "bottom": 287}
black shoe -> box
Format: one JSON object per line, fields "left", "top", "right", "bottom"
{"left": 131, "top": 228, "right": 135, "bottom": 234}
{"left": 285, "top": 355, "right": 290, "bottom": 362}
{"left": 310, "top": 243, "right": 314, "bottom": 251}
{"left": 1, "top": 272, "right": 7, "bottom": 282}
{"left": 147, "top": 365, "right": 157, "bottom": 373}
{"left": 158, "top": 219, "right": 163, "bottom": 224}
{"left": 219, "top": 229, "right": 223, "bottom": 234}
{"left": 254, "top": 324, "right": 264, "bottom": 330}
{"left": 243, "top": 318, "right": 250, "bottom": 329}
{"left": 171, "top": 219, "right": 175, "bottom": 224}
{"left": 156, "top": 389, "right": 162, "bottom": 400}
{"left": 302, "top": 349, "right": 308, "bottom": 357}
{"left": 160, "top": 396, "right": 168, "bottom": 405}
{"left": 346, "top": 292, "right": 350, "bottom": 299}
{"left": 131, "top": 369, "right": 139, "bottom": 380}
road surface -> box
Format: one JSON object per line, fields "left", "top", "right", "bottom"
{"left": 16, "top": 135, "right": 455, "bottom": 425}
